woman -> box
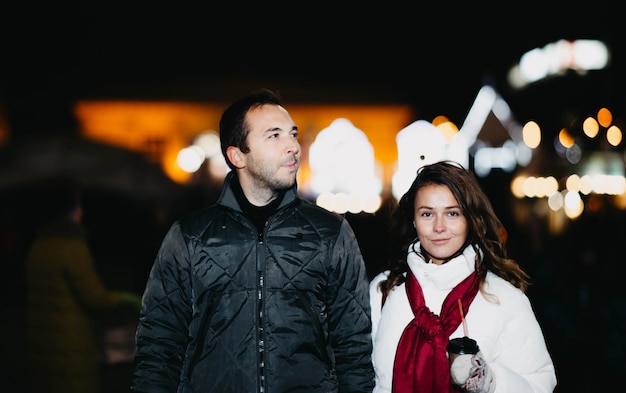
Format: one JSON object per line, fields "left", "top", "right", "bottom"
{"left": 25, "top": 177, "right": 141, "bottom": 393}
{"left": 370, "top": 161, "right": 556, "bottom": 393}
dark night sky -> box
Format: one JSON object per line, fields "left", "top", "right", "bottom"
{"left": 1, "top": 1, "right": 623, "bottom": 138}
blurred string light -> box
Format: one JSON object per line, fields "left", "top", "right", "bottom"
{"left": 391, "top": 85, "right": 529, "bottom": 198}
{"left": 177, "top": 145, "right": 205, "bottom": 172}
{"left": 458, "top": 85, "right": 530, "bottom": 177}
{"left": 522, "top": 121, "right": 541, "bottom": 148}
{"left": 506, "top": 38, "right": 624, "bottom": 224}
{"left": 392, "top": 120, "right": 448, "bottom": 199}
{"left": 309, "top": 118, "right": 382, "bottom": 213}
{"left": 508, "top": 39, "right": 610, "bottom": 89}
{"left": 512, "top": 107, "right": 625, "bottom": 220}
{"left": 176, "top": 130, "right": 229, "bottom": 177}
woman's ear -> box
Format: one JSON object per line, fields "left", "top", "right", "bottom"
{"left": 226, "top": 146, "right": 245, "bottom": 169}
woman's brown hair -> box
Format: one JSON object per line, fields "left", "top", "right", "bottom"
{"left": 379, "top": 160, "right": 531, "bottom": 300}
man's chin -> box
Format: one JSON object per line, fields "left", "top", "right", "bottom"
{"left": 274, "top": 174, "right": 298, "bottom": 190}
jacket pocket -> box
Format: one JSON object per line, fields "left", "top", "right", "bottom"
{"left": 294, "top": 290, "right": 333, "bottom": 368}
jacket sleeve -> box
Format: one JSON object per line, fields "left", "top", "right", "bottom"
{"left": 327, "top": 219, "right": 375, "bottom": 392}
{"left": 484, "top": 278, "right": 557, "bottom": 393}
{"left": 132, "top": 222, "right": 192, "bottom": 393}
{"left": 369, "top": 272, "right": 387, "bottom": 344}
{"left": 65, "top": 237, "right": 123, "bottom": 308}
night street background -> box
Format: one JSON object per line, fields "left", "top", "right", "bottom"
{"left": 1, "top": 2, "right": 624, "bottom": 392}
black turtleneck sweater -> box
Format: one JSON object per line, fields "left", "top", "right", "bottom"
{"left": 231, "top": 176, "right": 285, "bottom": 234}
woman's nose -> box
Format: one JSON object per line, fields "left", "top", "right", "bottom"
{"left": 433, "top": 217, "right": 446, "bottom": 232}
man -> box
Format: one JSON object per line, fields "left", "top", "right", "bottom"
{"left": 132, "top": 88, "right": 375, "bottom": 392}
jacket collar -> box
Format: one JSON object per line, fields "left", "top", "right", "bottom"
{"left": 217, "top": 171, "right": 299, "bottom": 213}
{"left": 407, "top": 242, "right": 477, "bottom": 291}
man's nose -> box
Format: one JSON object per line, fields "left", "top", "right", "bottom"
{"left": 286, "top": 138, "right": 300, "bottom": 154}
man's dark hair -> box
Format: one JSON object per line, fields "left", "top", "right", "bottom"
{"left": 219, "top": 88, "right": 283, "bottom": 170}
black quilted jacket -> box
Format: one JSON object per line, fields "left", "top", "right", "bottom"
{"left": 132, "top": 172, "right": 374, "bottom": 393}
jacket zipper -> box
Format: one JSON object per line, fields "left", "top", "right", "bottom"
{"left": 256, "top": 226, "right": 266, "bottom": 393}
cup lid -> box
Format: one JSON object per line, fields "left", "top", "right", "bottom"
{"left": 446, "top": 336, "right": 479, "bottom": 355}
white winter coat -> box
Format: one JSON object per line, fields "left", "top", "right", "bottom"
{"left": 369, "top": 243, "right": 557, "bottom": 393}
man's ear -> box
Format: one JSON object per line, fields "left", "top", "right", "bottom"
{"left": 226, "top": 146, "right": 245, "bottom": 169}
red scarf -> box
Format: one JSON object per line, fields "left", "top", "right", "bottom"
{"left": 392, "top": 269, "right": 479, "bottom": 393}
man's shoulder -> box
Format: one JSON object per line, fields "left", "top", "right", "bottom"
{"left": 295, "top": 198, "right": 344, "bottom": 220}
{"left": 175, "top": 204, "right": 224, "bottom": 232}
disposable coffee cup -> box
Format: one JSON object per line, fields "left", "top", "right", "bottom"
{"left": 446, "top": 336, "right": 479, "bottom": 365}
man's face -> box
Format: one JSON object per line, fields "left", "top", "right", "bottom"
{"left": 239, "top": 104, "right": 301, "bottom": 193}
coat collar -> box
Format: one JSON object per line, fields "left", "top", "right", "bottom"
{"left": 217, "top": 171, "right": 299, "bottom": 213}
{"left": 407, "top": 242, "right": 477, "bottom": 291}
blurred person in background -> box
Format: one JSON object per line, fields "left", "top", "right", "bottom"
{"left": 132, "top": 88, "right": 374, "bottom": 392}
{"left": 369, "top": 161, "right": 556, "bottom": 393}
{"left": 24, "top": 177, "right": 142, "bottom": 393}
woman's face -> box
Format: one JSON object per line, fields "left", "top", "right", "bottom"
{"left": 413, "top": 184, "right": 468, "bottom": 265}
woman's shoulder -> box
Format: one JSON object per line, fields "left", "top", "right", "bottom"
{"left": 370, "top": 270, "right": 390, "bottom": 289}
{"left": 483, "top": 271, "right": 528, "bottom": 303}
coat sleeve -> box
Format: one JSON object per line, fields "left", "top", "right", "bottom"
{"left": 132, "top": 222, "right": 193, "bottom": 393}
{"left": 65, "top": 237, "right": 123, "bottom": 308}
{"left": 484, "top": 278, "right": 557, "bottom": 393}
{"left": 327, "top": 219, "right": 375, "bottom": 393}
{"left": 369, "top": 272, "right": 387, "bottom": 344}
